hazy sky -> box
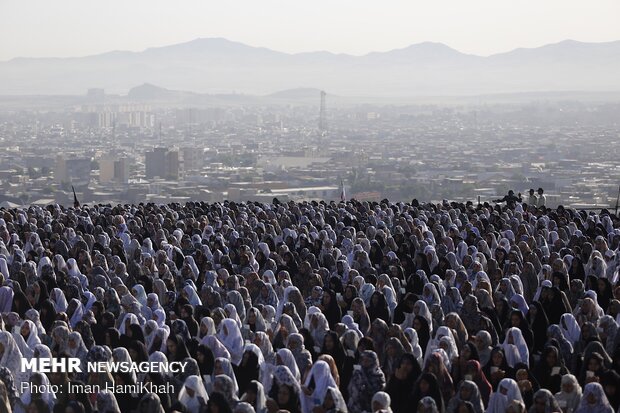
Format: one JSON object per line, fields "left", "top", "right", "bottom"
{"left": 1, "top": 0, "right": 620, "bottom": 61}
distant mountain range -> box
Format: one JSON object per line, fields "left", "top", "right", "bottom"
{"left": 1, "top": 38, "right": 620, "bottom": 96}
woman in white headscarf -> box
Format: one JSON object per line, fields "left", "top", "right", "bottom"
{"left": 586, "top": 252, "right": 607, "bottom": 279}
{"left": 25, "top": 309, "right": 46, "bottom": 337}
{"left": 560, "top": 313, "right": 581, "bottom": 345}
{"left": 308, "top": 312, "right": 329, "bottom": 350}
{"left": 413, "top": 300, "right": 433, "bottom": 333}
{"left": 404, "top": 327, "right": 424, "bottom": 366}
{"left": 68, "top": 332, "right": 88, "bottom": 359}
{"left": 0, "top": 331, "right": 29, "bottom": 385}
{"left": 184, "top": 256, "right": 200, "bottom": 280}
{"left": 276, "top": 348, "right": 301, "bottom": 382}
{"left": 13, "top": 320, "right": 40, "bottom": 359}
{"left": 510, "top": 294, "right": 529, "bottom": 317}
{"left": 225, "top": 304, "right": 243, "bottom": 329}
{"left": 131, "top": 284, "right": 148, "bottom": 307}
{"left": 112, "top": 347, "right": 137, "bottom": 384}
{"left": 67, "top": 258, "right": 88, "bottom": 288}
{"left": 20, "top": 372, "right": 57, "bottom": 411}
{"left": 182, "top": 284, "right": 202, "bottom": 306}
{"left": 424, "top": 326, "right": 458, "bottom": 367}
{"left": 0, "top": 287, "right": 13, "bottom": 313}
{"left": 340, "top": 315, "right": 363, "bottom": 339}
{"left": 486, "top": 378, "right": 523, "bottom": 413}
{"left": 422, "top": 283, "right": 442, "bottom": 308}
{"left": 201, "top": 336, "right": 231, "bottom": 360}
{"left": 241, "top": 380, "right": 267, "bottom": 413}
{"left": 213, "top": 357, "right": 240, "bottom": 397}
{"left": 19, "top": 320, "right": 40, "bottom": 350}
{"left": 148, "top": 328, "right": 169, "bottom": 354}
{"left": 573, "top": 296, "right": 604, "bottom": 326}
{"left": 533, "top": 279, "right": 552, "bottom": 302}
{"left": 276, "top": 286, "right": 301, "bottom": 322}
{"left": 146, "top": 293, "right": 163, "bottom": 313}
{"left": 554, "top": 374, "right": 582, "bottom": 413}
{"left": 496, "top": 278, "right": 517, "bottom": 302}
{"left": 118, "top": 313, "right": 139, "bottom": 335}
{"left": 142, "top": 320, "right": 159, "bottom": 352}
{"left": 371, "top": 391, "right": 393, "bottom": 413}
{"left": 0, "top": 258, "right": 9, "bottom": 281}
{"left": 301, "top": 360, "right": 338, "bottom": 413}
{"left": 574, "top": 382, "right": 614, "bottom": 413}
{"left": 199, "top": 317, "right": 217, "bottom": 340}
{"left": 50, "top": 288, "right": 68, "bottom": 313}
{"left": 359, "top": 284, "right": 375, "bottom": 308}
{"left": 217, "top": 318, "right": 244, "bottom": 365}
{"left": 227, "top": 290, "right": 247, "bottom": 324}
{"left": 502, "top": 327, "right": 529, "bottom": 368}
{"left": 67, "top": 298, "right": 84, "bottom": 329}
{"left": 178, "top": 375, "right": 209, "bottom": 411}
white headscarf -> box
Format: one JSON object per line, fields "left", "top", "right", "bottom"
{"left": 131, "top": 284, "right": 148, "bottom": 307}
{"left": 302, "top": 360, "right": 337, "bottom": 413}
{"left": 414, "top": 300, "right": 433, "bottom": 332}
{"left": 486, "top": 378, "right": 523, "bottom": 413}
{"left": 202, "top": 336, "right": 231, "bottom": 360}
{"left": 118, "top": 313, "right": 139, "bottom": 335}
{"left": 20, "top": 372, "right": 57, "bottom": 407}
{"left": 183, "top": 284, "right": 202, "bottom": 306}
{"left": 51, "top": 288, "right": 68, "bottom": 313}
{"left": 560, "top": 313, "right": 581, "bottom": 344}
{"left": 501, "top": 327, "right": 529, "bottom": 368}
{"left": 68, "top": 298, "right": 84, "bottom": 328}
{"left": 214, "top": 357, "right": 240, "bottom": 396}
{"left": 0, "top": 286, "right": 14, "bottom": 313}
{"left": 574, "top": 382, "right": 614, "bottom": 413}
{"left": 23, "top": 320, "right": 41, "bottom": 348}
{"left": 372, "top": 391, "right": 393, "bottom": 413}
{"left": 404, "top": 327, "right": 424, "bottom": 365}
{"left": 276, "top": 348, "right": 301, "bottom": 381}
{"left": 510, "top": 294, "right": 529, "bottom": 316}
{"left": 217, "top": 318, "right": 244, "bottom": 365}
{"left": 199, "top": 317, "right": 216, "bottom": 339}
{"left": 178, "top": 375, "right": 209, "bottom": 411}
{"left": 0, "top": 331, "right": 29, "bottom": 385}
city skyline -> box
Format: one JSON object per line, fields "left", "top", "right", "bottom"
{"left": 1, "top": 0, "right": 620, "bottom": 61}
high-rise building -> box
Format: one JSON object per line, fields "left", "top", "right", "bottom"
{"left": 100, "top": 155, "right": 130, "bottom": 184}
{"left": 115, "top": 157, "right": 130, "bottom": 184}
{"left": 182, "top": 147, "right": 203, "bottom": 173}
{"left": 145, "top": 148, "right": 167, "bottom": 179}
{"left": 99, "top": 158, "right": 115, "bottom": 183}
{"left": 55, "top": 155, "right": 92, "bottom": 188}
{"left": 145, "top": 147, "right": 179, "bottom": 180}
{"left": 166, "top": 150, "right": 179, "bottom": 180}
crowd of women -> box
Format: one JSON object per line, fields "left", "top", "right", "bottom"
{"left": 0, "top": 197, "right": 619, "bottom": 413}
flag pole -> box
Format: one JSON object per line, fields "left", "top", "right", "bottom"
{"left": 72, "top": 185, "right": 80, "bottom": 209}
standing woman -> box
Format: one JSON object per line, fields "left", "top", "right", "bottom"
{"left": 574, "top": 382, "right": 614, "bottom": 413}
{"left": 384, "top": 353, "right": 421, "bottom": 413}
{"left": 301, "top": 360, "right": 338, "bottom": 413}
{"left": 347, "top": 351, "right": 386, "bottom": 413}
{"left": 267, "top": 366, "right": 302, "bottom": 413}
{"left": 350, "top": 297, "right": 370, "bottom": 336}
{"left": 367, "top": 291, "right": 390, "bottom": 325}
{"left": 526, "top": 302, "right": 549, "bottom": 355}
{"left": 424, "top": 351, "right": 454, "bottom": 404}
{"left": 554, "top": 374, "right": 581, "bottom": 413}
{"left": 409, "top": 373, "right": 445, "bottom": 413}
